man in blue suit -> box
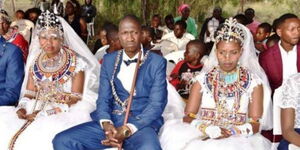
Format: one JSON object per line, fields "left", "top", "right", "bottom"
{"left": 0, "top": 36, "right": 24, "bottom": 106}
{"left": 53, "top": 15, "right": 167, "bottom": 150}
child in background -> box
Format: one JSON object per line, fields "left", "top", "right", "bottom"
{"left": 92, "top": 23, "right": 112, "bottom": 54}
{"left": 169, "top": 40, "right": 206, "bottom": 101}
{"left": 254, "top": 22, "right": 272, "bottom": 54}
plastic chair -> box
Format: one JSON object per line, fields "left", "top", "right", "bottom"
{"left": 164, "top": 50, "right": 185, "bottom": 64}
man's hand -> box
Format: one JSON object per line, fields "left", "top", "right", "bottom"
{"left": 101, "top": 122, "right": 119, "bottom": 147}
{"left": 115, "top": 125, "right": 132, "bottom": 142}
{"left": 16, "top": 108, "right": 27, "bottom": 119}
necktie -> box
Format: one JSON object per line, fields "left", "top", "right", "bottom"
{"left": 123, "top": 58, "right": 138, "bottom": 66}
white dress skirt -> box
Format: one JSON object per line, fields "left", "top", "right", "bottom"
{"left": 160, "top": 67, "right": 272, "bottom": 150}
{"left": 0, "top": 56, "right": 96, "bottom": 150}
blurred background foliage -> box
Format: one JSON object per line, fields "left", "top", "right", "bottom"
{"left": 2, "top": 0, "right": 300, "bottom": 39}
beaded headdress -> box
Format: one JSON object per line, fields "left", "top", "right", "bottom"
{"left": 0, "top": 9, "right": 10, "bottom": 23}
{"left": 215, "top": 17, "right": 245, "bottom": 46}
{"left": 36, "top": 10, "right": 63, "bottom": 37}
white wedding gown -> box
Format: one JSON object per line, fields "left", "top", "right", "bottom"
{"left": 0, "top": 56, "right": 96, "bottom": 150}
{"left": 160, "top": 68, "right": 272, "bottom": 150}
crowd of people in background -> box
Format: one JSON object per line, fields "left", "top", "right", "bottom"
{"left": 0, "top": 0, "right": 300, "bottom": 150}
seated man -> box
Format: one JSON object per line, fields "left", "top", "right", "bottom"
{"left": 0, "top": 35, "right": 24, "bottom": 106}
{"left": 162, "top": 20, "right": 195, "bottom": 50}
{"left": 53, "top": 15, "right": 167, "bottom": 150}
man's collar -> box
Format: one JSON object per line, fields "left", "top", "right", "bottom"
{"left": 279, "top": 40, "right": 297, "bottom": 53}
{"left": 122, "top": 45, "right": 145, "bottom": 61}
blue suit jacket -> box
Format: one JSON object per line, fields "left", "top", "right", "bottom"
{"left": 91, "top": 50, "right": 168, "bottom": 132}
{"left": 0, "top": 36, "right": 24, "bottom": 106}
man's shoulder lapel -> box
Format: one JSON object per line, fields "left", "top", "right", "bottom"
{"left": 297, "top": 43, "right": 300, "bottom": 72}
{"left": 271, "top": 43, "right": 283, "bottom": 79}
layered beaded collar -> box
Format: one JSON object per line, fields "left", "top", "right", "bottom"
{"left": 32, "top": 47, "right": 76, "bottom": 84}
{"left": 110, "top": 49, "right": 150, "bottom": 114}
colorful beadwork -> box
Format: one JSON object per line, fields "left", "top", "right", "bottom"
{"left": 32, "top": 46, "right": 76, "bottom": 84}
{"left": 202, "top": 66, "right": 251, "bottom": 127}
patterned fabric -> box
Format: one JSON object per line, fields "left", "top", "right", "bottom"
{"left": 197, "top": 66, "right": 258, "bottom": 128}
{"left": 279, "top": 73, "right": 300, "bottom": 128}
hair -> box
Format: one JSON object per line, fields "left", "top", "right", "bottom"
{"left": 276, "top": 13, "right": 298, "bottom": 28}
{"left": 233, "top": 14, "right": 248, "bottom": 25}
{"left": 213, "top": 6, "right": 222, "bottom": 12}
{"left": 106, "top": 24, "right": 119, "bottom": 42}
{"left": 245, "top": 8, "right": 255, "bottom": 15}
{"left": 25, "top": 7, "right": 42, "bottom": 20}
{"left": 258, "top": 23, "right": 272, "bottom": 33}
{"left": 119, "top": 14, "right": 141, "bottom": 29}
{"left": 272, "top": 18, "right": 280, "bottom": 32}
{"left": 52, "top": 0, "right": 61, "bottom": 5}
{"left": 16, "top": 10, "right": 25, "bottom": 14}
{"left": 175, "top": 20, "right": 187, "bottom": 30}
{"left": 165, "top": 14, "right": 174, "bottom": 22}
{"left": 266, "top": 34, "right": 280, "bottom": 48}
{"left": 66, "top": 0, "right": 81, "bottom": 16}
{"left": 187, "top": 39, "right": 206, "bottom": 55}
{"left": 152, "top": 14, "right": 161, "bottom": 20}
{"left": 142, "top": 25, "right": 155, "bottom": 39}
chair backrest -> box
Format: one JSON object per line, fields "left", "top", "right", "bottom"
{"left": 152, "top": 40, "right": 179, "bottom": 56}
{"left": 164, "top": 50, "right": 185, "bottom": 64}
{"left": 273, "top": 86, "right": 283, "bottom": 135}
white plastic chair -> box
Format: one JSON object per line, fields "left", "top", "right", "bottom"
{"left": 164, "top": 50, "right": 185, "bottom": 64}
{"left": 152, "top": 40, "right": 179, "bottom": 56}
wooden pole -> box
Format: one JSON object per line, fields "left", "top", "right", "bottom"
{"left": 118, "top": 51, "right": 142, "bottom": 150}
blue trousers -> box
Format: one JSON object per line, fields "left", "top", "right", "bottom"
{"left": 278, "top": 128, "right": 300, "bottom": 150}
{"left": 52, "top": 121, "right": 162, "bottom": 150}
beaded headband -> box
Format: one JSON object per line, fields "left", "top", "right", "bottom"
{"left": 215, "top": 17, "right": 245, "bottom": 46}
{"left": 0, "top": 9, "right": 10, "bottom": 23}
{"left": 36, "top": 10, "right": 63, "bottom": 37}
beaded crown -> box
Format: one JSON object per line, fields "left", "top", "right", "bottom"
{"left": 215, "top": 17, "right": 245, "bottom": 46}
{"left": 36, "top": 10, "right": 63, "bottom": 36}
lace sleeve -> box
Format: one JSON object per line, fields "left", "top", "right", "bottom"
{"left": 279, "top": 76, "right": 299, "bottom": 109}
{"left": 246, "top": 72, "right": 263, "bottom": 102}
{"left": 75, "top": 56, "right": 88, "bottom": 73}
{"left": 194, "top": 73, "right": 206, "bottom": 93}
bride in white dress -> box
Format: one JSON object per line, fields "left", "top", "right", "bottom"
{"left": 160, "top": 18, "right": 272, "bottom": 150}
{"left": 0, "top": 11, "right": 99, "bottom": 150}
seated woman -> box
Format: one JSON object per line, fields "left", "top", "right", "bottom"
{"left": 278, "top": 73, "right": 300, "bottom": 150}
{"left": 0, "top": 11, "right": 99, "bottom": 150}
{"left": 160, "top": 18, "right": 272, "bottom": 150}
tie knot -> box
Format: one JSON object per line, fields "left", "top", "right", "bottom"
{"left": 124, "top": 58, "right": 138, "bottom": 66}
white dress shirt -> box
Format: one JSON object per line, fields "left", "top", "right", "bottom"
{"left": 279, "top": 41, "right": 298, "bottom": 81}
